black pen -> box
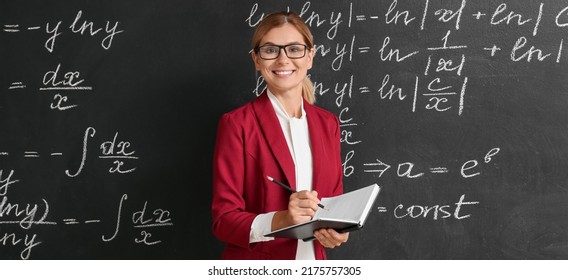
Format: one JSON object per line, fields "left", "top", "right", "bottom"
{"left": 266, "top": 176, "right": 327, "bottom": 210}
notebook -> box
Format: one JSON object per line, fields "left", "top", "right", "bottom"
{"left": 265, "top": 183, "right": 381, "bottom": 241}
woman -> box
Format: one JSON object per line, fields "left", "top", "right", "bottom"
{"left": 212, "top": 11, "right": 348, "bottom": 260}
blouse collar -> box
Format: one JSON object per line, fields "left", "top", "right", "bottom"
{"left": 267, "top": 90, "right": 306, "bottom": 120}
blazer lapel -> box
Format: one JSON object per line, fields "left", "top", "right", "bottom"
{"left": 252, "top": 92, "right": 297, "bottom": 189}
{"left": 304, "top": 100, "right": 323, "bottom": 193}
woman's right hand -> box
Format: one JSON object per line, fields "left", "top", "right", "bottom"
{"left": 271, "top": 190, "right": 321, "bottom": 231}
{"left": 287, "top": 190, "right": 320, "bottom": 224}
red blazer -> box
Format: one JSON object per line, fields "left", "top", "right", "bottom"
{"left": 212, "top": 92, "right": 344, "bottom": 260}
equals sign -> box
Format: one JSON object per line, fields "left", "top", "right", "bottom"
{"left": 9, "top": 82, "right": 26, "bottom": 90}
{"left": 24, "top": 151, "right": 39, "bottom": 158}
{"left": 359, "top": 86, "right": 370, "bottom": 93}
{"left": 377, "top": 207, "right": 388, "bottom": 213}
{"left": 358, "top": 47, "right": 371, "bottom": 53}
{"left": 63, "top": 219, "right": 79, "bottom": 225}
{"left": 3, "top": 24, "right": 20, "bottom": 32}
{"left": 430, "top": 167, "right": 449, "bottom": 174}
{"left": 356, "top": 15, "right": 366, "bottom": 21}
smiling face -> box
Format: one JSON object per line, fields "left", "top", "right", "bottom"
{"left": 252, "top": 23, "right": 314, "bottom": 97}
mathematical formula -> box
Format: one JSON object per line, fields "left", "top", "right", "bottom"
{"left": 1, "top": 0, "right": 565, "bottom": 260}
{"left": 246, "top": 1, "right": 529, "bottom": 223}
{"left": 0, "top": 127, "right": 138, "bottom": 176}
{"left": 3, "top": 10, "right": 123, "bottom": 111}
{"left": 1, "top": 8, "right": 148, "bottom": 260}
{"left": 248, "top": 0, "right": 568, "bottom": 118}
{"left": 3, "top": 10, "right": 123, "bottom": 52}
{"left": 0, "top": 172, "right": 172, "bottom": 259}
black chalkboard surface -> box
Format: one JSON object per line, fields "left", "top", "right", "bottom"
{"left": 1, "top": 0, "right": 567, "bottom": 260}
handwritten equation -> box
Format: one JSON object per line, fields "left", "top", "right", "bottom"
{"left": 365, "top": 147, "right": 499, "bottom": 221}
{"left": 357, "top": 147, "right": 500, "bottom": 179}
{"left": 243, "top": 0, "right": 551, "bottom": 222}
{"left": 2, "top": 10, "right": 123, "bottom": 111}
{"left": 0, "top": 8, "right": 165, "bottom": 260}
{"left": 0, "top": 171, "right": 172, "bottom": 259}
{"left": 3, "top": 10, "right": 123, "bottom": 52}
{"left": 0, "top": 127, "right": 138, "bottom": 176}
{"left": 248, "top": 0, "right": 568, "bottom": 116}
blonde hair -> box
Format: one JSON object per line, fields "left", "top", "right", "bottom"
{"left": 251, "top": 11, "right": 316, "bottom": 104}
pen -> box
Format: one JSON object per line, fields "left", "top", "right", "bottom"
{"left": 266, "top": 176, "right": 327, "bottom": 210}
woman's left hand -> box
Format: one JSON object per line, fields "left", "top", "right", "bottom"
{"left": 313, "top": 229, "right": 349, "bottom": 248}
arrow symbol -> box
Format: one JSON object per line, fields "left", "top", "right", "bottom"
{"left": 363, "top": 159, "right": 391, "bottom": 177}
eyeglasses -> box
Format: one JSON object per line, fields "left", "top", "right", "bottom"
{"left": 255, "top": 44, "right": 309, "bottom": 60}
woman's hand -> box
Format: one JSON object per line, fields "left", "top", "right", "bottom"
{"left": 314, "top": 229, "right": 349, "bottom": 248}
{"left": 272, "top": 190, "right": 321, "bottom": 230}
{"left": 287, "top": 190, "right": 321, "bottom": 224}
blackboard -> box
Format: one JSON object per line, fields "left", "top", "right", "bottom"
{"left": 1, "top": 0, "right": 567, "bottom": 260}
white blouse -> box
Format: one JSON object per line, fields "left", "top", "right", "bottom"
{"left": 248, "top": 90, "right": 315, "bottom": 260}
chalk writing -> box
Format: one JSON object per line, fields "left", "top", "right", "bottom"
{"left": 61, "top": 127, "right": 139, "bottom": 177}
{"left": 0, "top": 232, "right": 41, "bottom": 260}
{"left": 2, "top": 9, "right": 125, "bottom": 113}
{"left": 363, "top": 147, "right": 500, "bottom": 178}
{"left": 2, "top": 0, "right": 567, "bottom": 260}
{"left": 103, "top": 194, "right": 174, "bottom": 246}
{"left": 393, "top": 194, "right": 480, "bottom": 220}
{"left": 11, "top": 10, "right": 125, "bottom": 52}
{"left": 0, "top": 5, "right": 167, "bottom": 259}
{"left": 0, "top": 173, "right": 173, "bottom": 259}
{"left": 243, "top": 1, "right": 559, "bottom": 229}
{"left": 0, "top": 170, "right": 19, "bottom": 196}
{"left": 0, "top": 196, "right": 50, "bottom": 230}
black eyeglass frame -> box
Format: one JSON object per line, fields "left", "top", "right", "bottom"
{"left": 254, "top": 44, "right": 310, "bottom": 60}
